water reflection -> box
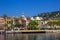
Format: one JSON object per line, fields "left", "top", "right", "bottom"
{"left": 0, "top": 34, "right": 4, "bottom": 40}
{"left": 0, "top": 33, "right": 60, "bottom": 40}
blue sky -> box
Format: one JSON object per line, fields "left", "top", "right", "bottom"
{"left": 0, "top": 0, "right": 60, "bottom": 17}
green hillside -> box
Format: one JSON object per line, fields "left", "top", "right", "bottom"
{"left": 34, "top": 11, "right": 60, "bottom": 20}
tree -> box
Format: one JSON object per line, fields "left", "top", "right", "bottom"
{"left": 47, "top": 22, "right": 54, "bottom": 29}
{"left": 3, "top": 14, "right": 7, "bottom": 19}
{"left": 47, "top": 22, "right": 52, "bottom": 26}
{"left": 15, "top": 23, "right": 24, "bottom": 28}
{"left": 47, "top": 21, "right": 60, "bottom": 29}
{"left": 27, "top": 21, "right": 38, "bottom": 30}
{"left": 14, "top": 17, "right": 19, "bottom": 27}
{"left": 56, "top": 21, "right": 60, "bottom": 26}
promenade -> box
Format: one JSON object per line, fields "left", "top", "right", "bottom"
{"left": 0, "top": 30, "right": 60, "bottom": 34}
{"left": 5, "top": 30, "right": 60, "bottom": 33}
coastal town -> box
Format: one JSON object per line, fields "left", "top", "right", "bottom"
{"left": 0, "top": 0, "right": 60, "bottom": 40}
{"left": 0, "top": 13, "right": 44, "bottom": 31}
{"left": 0, "top": 12, "right": 60, "bottom": 33}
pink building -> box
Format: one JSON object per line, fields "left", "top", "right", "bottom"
{"left": 0, "top": 16, "right": 5, "bottom": 30}
{"left": 20, "top": 13, "right": 27, "bottom": 28}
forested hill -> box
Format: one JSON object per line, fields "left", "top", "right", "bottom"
{"left": 34, "top": 11, "right": 60, "bottom": 20}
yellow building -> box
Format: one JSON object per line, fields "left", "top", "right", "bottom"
{"left": 5, "top": 17, "right": 13, "bottom": 29}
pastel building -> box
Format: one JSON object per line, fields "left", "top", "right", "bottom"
{"left": 5, "top": 17, "right": 13, "bottom": 29}
{"left": 30, "top": 17, "right": 35, "bottom": 21}
{"left": 35, "top": 17, "right": 41, "bottom": 29}
{"left": 0, "top": 16, "right": 5, "bottom": 30}
{"left": 0, "top": 17, "right": 5, "bottom": 25}
{"left": 11, "top": 16, "right": 15, "bottom": 25}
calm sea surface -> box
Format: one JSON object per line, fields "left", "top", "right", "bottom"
{"left": 0, "top": 33, "right": 60, "bottom": 40}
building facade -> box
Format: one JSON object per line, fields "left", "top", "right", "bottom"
{"left": 0, "top": 16, "right": 5, "bottom": 30}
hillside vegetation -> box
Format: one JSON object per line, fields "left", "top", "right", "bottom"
{"left": 34, "top": 11, "right": 60, "bottom": 20}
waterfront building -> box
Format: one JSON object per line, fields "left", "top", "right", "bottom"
{"left": 0, "top": 16, "right": 5, "bottom": 30}
{"left": 11, "top": 16, "right": 15, "bottom": 25}
{"left": 0, "top": 13, "right": 44, "bottom": 30}
{"left": 35, "top": 16, "right": 41, "bottom": 29}
{"left": 0, "top": 16, "right": 5, "bottom": 26}
{"left": 20, "top": 13, "right": 27, "bottom": 29}
{"left": 5, "top": 17, "right": 13, "bottom": 29}
{"left": 30, "top": 17, "right": 35, "bottom": 21}
{"left": 18, "top": 20, "right": 22, "bottom": 24}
